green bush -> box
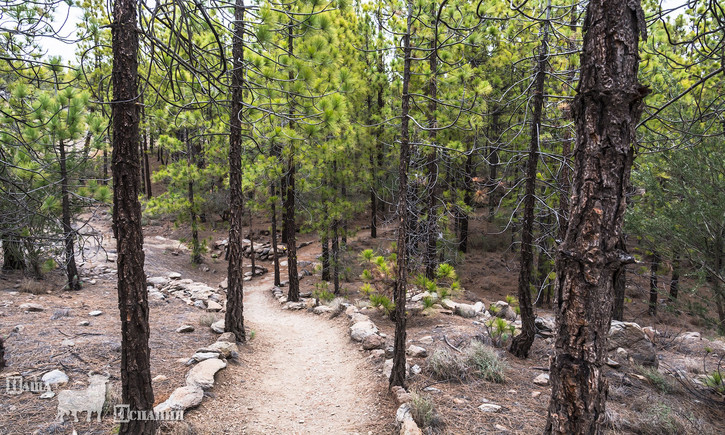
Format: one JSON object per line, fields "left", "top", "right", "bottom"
{"left": 409, "top": 392, "right": 440, "bottom": 429}
{"left": 465, "top": 341, "right": 506, "bottom": 383}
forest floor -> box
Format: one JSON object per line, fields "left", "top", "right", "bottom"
{"left": 1, "top": 206, "right": 725, "bottom": 434}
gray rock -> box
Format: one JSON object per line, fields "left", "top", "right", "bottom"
{"left": 147, "top": 276, "right": 169, "bottom": 287}
{"left": 406, "top": 345, "right": 428, "bottom": 358}
{"left": 169, "top": 272, "right": 182, "bottom": 279}
{"left": 455, "top": 304, "right": 477, "bottom": 318}
{"left": 217, "top": 332, "right": 237, "bottom": 343}
{"left": 206, "top": 301, "right": 223, "bottom": 312}
{"left": 400, "top": 420, "right": 423, "bottom": 435}
{"left": 313, "top": 305, "right": 334, "bottom": 315}
{"left": 439, "top": 299, "right": 458, "bottom": 311}
{"left": 176, "top": 325, "right": 195, "bottom": 333}
{"left": 88, "top": 310, "right": 103, "bottom": 317}
{"left": 154, "top": 386, "right": 204, "bottom": 413}
{"left": 12, "top": 325, "right": 24, "bottom": 333}
{"left": 19, "top": 303, "right": 44, "bottom": 312}
{"left": 396, "top": 403, "right": 413, "bottom": 423}
{"left": 42, "top": 370, "right": 69, "bottom": 386}
{"left": 349, "top": 313, "right": 370, "bottom": 325}
{"left": 362, "top": 334, "right": 385, "bottom": 350}
{"left": 40, "top": 391, "right": 56, "bottom": 399}
{"left": 478, "top": 403, "right": 502, "bottom": 412}
{"left": 61, "top": 339, "right": 75, "bottom": 347}
{"left": 210, "top": 320, "right": 225, "bottom": 334}
{"left": 197, "top": 341, "right": 237, "bottom": 359}
{"left": 350, "top": 321, "right": 379, "bottom": 342}
{"left": 188, "top": 352, "right": 221, "bottom": 364}
{"left": 283, "top": 302, "right": 305, "bottom": 310}
{"left": 50, "top": 308, "right": 71, "bottom": 320}
{"left": 608, "top": 321, "right": 658, "bottom": 367}
{"left": 490, "top": 301, "right": 517, "bottom": 321}
{"left": 77, "top": 321, "right": 90, "bottom": 326}
{"left": 409, "top": 364, "right": 422, "bottom": 376}
{"left": 533, "top": 373, "right": 549, "bottom": 386}
{"left": 186, "top": 358, "right": 227, "bottom": 390}
{"left": 193, "top": 300, "right": 206, "bottom": 310}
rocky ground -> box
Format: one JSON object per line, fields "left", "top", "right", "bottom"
{"left": 1, "top": 208, "right": 724, "bottom": 434}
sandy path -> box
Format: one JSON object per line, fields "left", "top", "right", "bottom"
{"left": 185, "top": 273, "right": 388, "bottom": 434}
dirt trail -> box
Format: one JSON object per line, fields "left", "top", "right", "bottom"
{"left": 185, "top": 273, "right": 388, "bottom": 435}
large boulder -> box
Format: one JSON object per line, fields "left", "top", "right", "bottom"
{"left": 350, "top": 321, "right": 378, "bottom": 342}
{"left": 490, "top": 301, "right": 517, "bottom": 321}
{"left": 186, "top": 358, "right": 227, "bottom": 390}
{"left": 608, "top": 321, "right": 658, "bottom": 367}
{"left": 154, "top": 386, "right": 203, "bottom": 413}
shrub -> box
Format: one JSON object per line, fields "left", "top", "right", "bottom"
{"left": 19, "top": 278, "right": 47, "bottom": 295}
{"left": 637, "top": 366, "right": 673, "bottom": 394}
{"left": 313, "top": 282, "right": 335, "bottom": 303}
{"left": 422, "top": 296, "right": 435, "bottom": 310}
{"left": 485, "top": 317, "right": 515, "bottom": 348}
{"left": 632, "top": 403, "right": 686, "bottom": 435}
{"left": 369, "top": 293, "right": 394, "bottom": 315}
{"left": 409, "top": 392, "right": 440, "bottom": 429}
{"left": 703, "top": 370, "right": 725, "bottom": 394}
{"left": 428, "top": 348, "right": 468, "bottom": 381}
{"left": 465, "top": 341, "right": 506, "bottom": 383}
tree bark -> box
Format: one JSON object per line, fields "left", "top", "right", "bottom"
{"left": 186, "top": 129, "right": 201, "bottom": 265}
{"left": 649, "top": 250, "right": 660, "bottom": 316}
{"left": 59, "top": 139, "right": 81, "bottom": 290}
{"left": 510, "top": 0, "right": 550, "bottom": 358}
{"left": 459, "top": 149, "right": 473, "bottom": 253}
{"left": 390, "top": 0, "right": 413, "bottom": 390}
{"left": 111, "top": 0, "right": 155, "bottom": 430}
{"left": 332, "top": 220, "right": 340, "bottom": 294}
{"left": 669, "top": 253, "right": 679, "bottom": 302}
{"left": 0, "top": 336, "right": 5, "bottom": 369}
{"left": 284, "top": 13, "right": 299, "bottom": 302}
{"left": 424, "top": 3, "right": 439, "bottom": 280}
{"left": 545, "top": 0, "right": 648, "bottom": 432}
{"left": 321, "top": 230, "right": 330, "bottom": 281}
{"left": 225, "top": 0, "right": 246, "bottom": 343}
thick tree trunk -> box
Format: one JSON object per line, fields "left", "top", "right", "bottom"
{"left": 285, "top": 16, "right": 299, "bottom": 302}
{"left": 649, "top": 250, "right": 660, "bottom": 316}
{"left": 111, "top": 0, "right": 155, "bottom": 431}
{"left": 225, "top": 0, "right": 246, "bottom": 343}
{"left": 424, "top": 7, "right": 439, "bottom": 279}
{"left": 669, "top": 253, "right": 680, "bottom": 302}
{"left": 510, "top": 1, "right": 550, "bottom": 358}
{"left": 59, "top": 139, "right": 81, "bottom": 290}
{"left": 390, "top": 1, "right": 413, "bottom": 390}
{"left": 545, "top": 0, "right": 648, "bottom": 432}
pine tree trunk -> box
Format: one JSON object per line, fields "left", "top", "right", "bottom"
{"left": 332, "top": 221, "right": 340, "bottom": 295}
{"left": 284, "top": 15, "right": 299, "bottom": 302}
{"left": 390, "top": 0, "right": 413, "bottom": 390}
{"left": 186, "top": 129, "right": 201, "bottom": 265}
{"left": 459, "top": 148, "right": 473, "bottom": 253}
{"left": 225, "top": 0, "right": 246, "bottom": 343}
{"left": 0, "top": 336, "right": 5, "bottom": 369}
{"left": 111, "top": 0, "right": 155, "bottom": 430}
{"left": 270, "top": 191, "right": 281, "bottom": 286}
{"left": 102, "top": 148, "right": 108, "bottom": 185}
{"left": 424, "top": 8, "right": 438, "bottom": 280}
{"left": 649, "top": 250, "right": 660, "bottom": 316}
{"left": 510, "top": 1, "right": 550, "bottom": 358}
{"left": 669, "top": 253, "right": 680, "bottom": 302}
{"left": 545, "top": 0, "right": 648, "bottom": 432}
{"left": 321, "top": 230, "right": 330, "bottom": 282}
{"left": 59, "top": 139, "right": 81, "bottom": 290}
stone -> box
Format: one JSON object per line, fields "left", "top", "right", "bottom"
{"left": 419, "top": 336, "right": 434, "bottom": 345}
{"left": 494, "top": 424, "right": 508, "bottom": 431}
{"left": 40, "top": 391, "right": 55, "bottom": 399}
{"left": 439, "top": 299, "right": 458, "bottom": 311}
{"left": 409, "top": 364, "right": 422, "bottom": 376}
{"left": 681, "top": 331, "right": 701, "bottom": 341}
{"left": 153, "top": 375, "right": 168, "bottom": 382}
{"left": 176, "top": 325, "right": 195, "bottom": 333}
{"left": 19, "top": 303, "right": 44, "bottom": 312}
{"left": 50, "top": 308, "right": 71, "bottom": 320}
{"left": 12, "top": 325, "right": 24, "bottom": 333}
{"left": 61, "top": 339, "right": 75, "bottom": 347}
{"left": 606, "top": 358, "right": 620, "bottom": 368}
{"left": 531, "top": 391, "right": 541, "bottom": 398}
{"left": 193, "top": 300, "right": 207, "bottom": 310}
{"left": 154, "top": 386, "right": 204, "bottom": 413}
{"left": 283, "top": 302, "right": 305, "bottom": 310}
{"left": 535, "top": 316, "right": 555, "bottom": 337}
{"left": 350, "top": 321, "right": 379, "bottom": 342}
{"left": 210, "top": 320, "right": 225, "bottom": 334}
{"left": 478, "top": 403, "right": 502, "bottom": 412}
{"left": 217, "top": 332, "right": 237, "bottom": 343}
{"left": 400, "top": 420, "right": 423, "bottom": 435}
{"left": 186, "top": 358, "right": 227, "bottom": 390}
{"left": 198, "top": 341, "right": 237, "bottom": 359}
{"left": 406, "top": 345, "right": 428, "bottom": 358}
{"left": 350, "top": 312, "right": 370, "bottom": 325}
{"left": 219, "top": 278, "right": 228, "bottom": 290}
{"left": 490, "top": 301, "right": 517, "bottom": 321}
{"left": 313, "top": 305, "right": 334, "bottom": 315}
{"left": 345, "top": 305, "right": 358, "bottom": 318}
{"left": 42, "top": 370, "right": 69, "bottom": 387}
{"left": 533, "top": 373, "right": 549, "bottom": 386}
{"left": 362, "top": 334, "right": 385, "bottom": 350}
{"left": 206, "top": 301, "right": 223, "bottom": 312}
{"left": 188, "top": 352, "right": 221, "bottom": 364}
{"left": 147, "top": 276, "right": 168, "bottom": 287}
{"left": 473, "top": 301, "right": 485, "bottom": 313}
{"left": 642, "top": 326, "right": 658, "bottom": 342}
{"left": 609, "top": 321, "right": 658, "bottom": 367}
{"left": 169, "top": 272, "right": 182, "bottom": 279}
{"left": 88, "top": 310, "right": 103, "bottom": 317}
{"left": 422, "top": 386, "right": 440, "bottom": 393}
{"left": 455, "top": 304, "right": 477, "bottom": 318}
{"left": 391, "top": 386, "right": 412, "bottom": 405}
{"left": 395, "top": 403, "right": 413, "bottom": 423}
